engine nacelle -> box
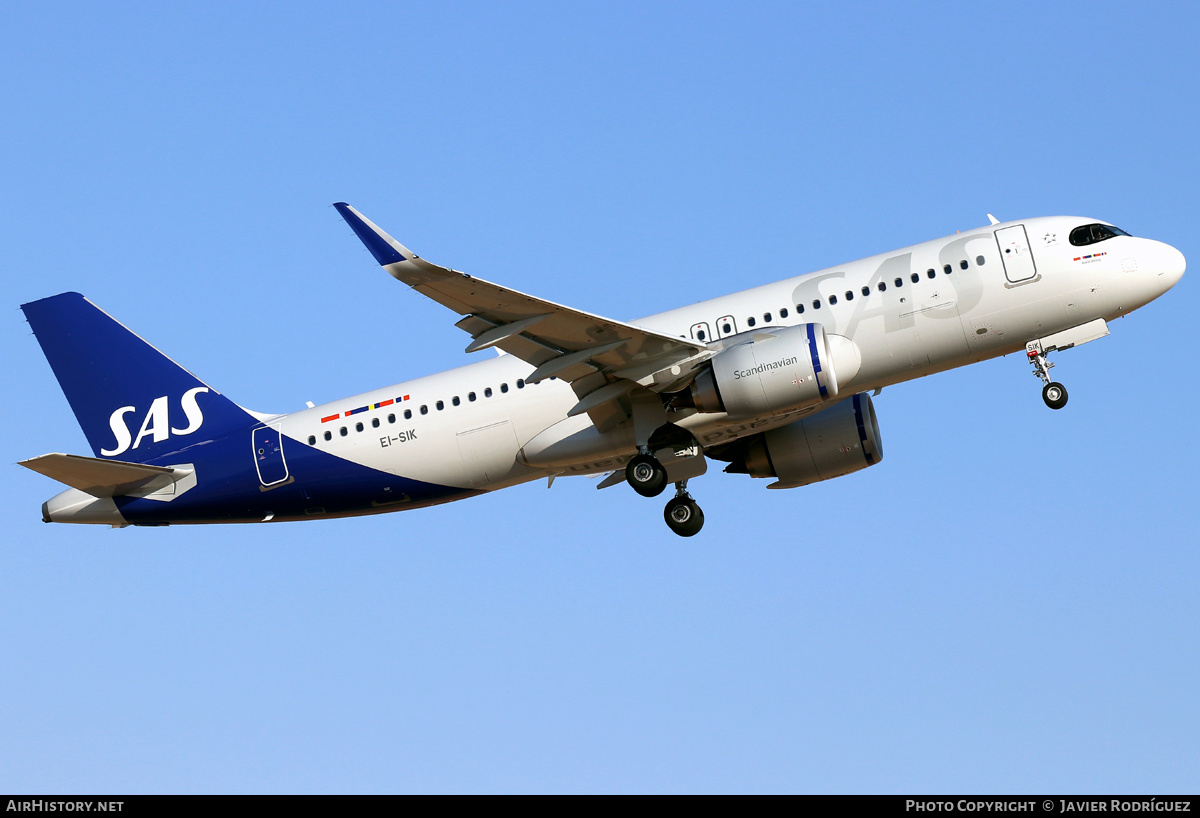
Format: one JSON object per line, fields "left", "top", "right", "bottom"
{"left": 691, "top": 323, "right": 839, "bottom": 419}
{"left": 723, "top": 393, "right": 883, "bottom": 489}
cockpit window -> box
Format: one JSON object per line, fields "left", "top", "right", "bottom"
{"left": 1069, "top": 223, "right": 1131, "bottom": 246}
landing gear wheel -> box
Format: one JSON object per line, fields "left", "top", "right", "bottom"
{"left": 1042, "top": 381, "right": 1068, "bottom": 410}
{"left": 626, "top": 453, "right": 667, "bottom": 497}
{"left": 664, "top": 496, "right": 704, "bottom": 537}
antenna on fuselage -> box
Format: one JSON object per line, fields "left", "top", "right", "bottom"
{"left": 987, "top": 214, "right": 1000, "bottom": 225}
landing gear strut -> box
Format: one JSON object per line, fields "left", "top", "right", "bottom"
{"left": 664, "top": 481, "right": 704, "bottom": 537}
{"left": 1027, "top": 341, "right": 1068, "bottom": 410}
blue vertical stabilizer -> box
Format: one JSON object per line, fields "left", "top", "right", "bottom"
{"left": 21, "top": 292, "right": 256, "bottom": 463}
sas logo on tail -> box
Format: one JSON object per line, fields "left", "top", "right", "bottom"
{"left": 101, "top": 387, "right": 210, "bottom": 456}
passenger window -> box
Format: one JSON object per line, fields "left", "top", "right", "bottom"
{"left": 894, "top": 277, "right": 903, "bottom": 288}
{"left": 722, "top": 322, "right": 732, "bottom": 334}
{"left": 878, "top": 281, "right": 887, "bottom": 291}
{"left": 763, "top": 312, "right": 772, "bottom": 323}
{"left": 340, "top": 427, "right": 347, "bottom": 437}
{"left": 420, "top": 405, "right": 428, "bottom": 415}
{"left": 927, "top": 268, "right": 936, "bottom": 279}
{"left": 960, "top": 259, "right": 969, "bottom": 270}
{"left": 861, "top": 286, "right": 870, "bottom": 296}
{"left": 812, "top": 299, "right": 821, "bottom": 309}
{"left": 404, "top": 409, "right": 412, "bottom": 419}
{"left": 747, "top": 316, "right": 756, "bottom": 327}
{"left": 944, "top": 264, "right": 953, "bottom": 275}
{"left": 697, "top": 329, "right": 706, "bottom": 340}
{"left": 436, "top": 400, "right": 444, "bottom": 411}
{"left": 517, "top": 379, "right": 525, "bottom": 389}
{"left": 485, "top": 387, "right": 493, "bottom": 397}
{"left": 829, "top": 294, "right": 838, "bottom": 305}
{"left": 468, "top": 392, "right": 476, "bottom": 402}
{"left": 796, "top": 303, "right": 805, "bottom": 314}
{"left": 308, "top": 435, "right": 316, "bottom": 445}
{"left": 324, "top": 431, "right": 332, "bottom": 441}
{"left": 845, "top": 290, "right": 853, "bottom": 301}
{"left": 452, "top": 396, "right": 460, "bottom": 406}
{"left": 500, "top": 383, "right": 508, "bottom": 393}
{"left": 372, "top": 418, "right": 380, "bottom": 428}
{"left": 976, "top": 255, "right": 986, "bottom": 266}
{"left": 388, "top": 413, "right": 395, "bottom": 423}
{"left": 780, "top": 307, "right": 788, "bottom": 318}
{"left": 356, "top": 421, "right": 363, "bottom": 432}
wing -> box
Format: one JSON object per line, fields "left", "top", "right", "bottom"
{"left": 335, "top": 203, "right": 714, "bottom": 431}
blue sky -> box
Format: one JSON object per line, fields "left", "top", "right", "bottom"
{"left": 2, "top": 1, "right": 1198, "bottom": 793}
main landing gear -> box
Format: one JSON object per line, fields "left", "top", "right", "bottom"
{"left": 664, "top": 482, "right": 704, "bottom": 537}
{"left": 1027, "top": 341, "right": 1068, "bottom": 410}
{"left": 624, "top": 451, "right": 706, "bottom": 537}
{"left": 625, "top": 452, "right": 668, "bottom": 497}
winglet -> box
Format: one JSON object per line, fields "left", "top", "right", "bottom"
{"left": 334, "top": 202, "right": 413, "bottom": 266}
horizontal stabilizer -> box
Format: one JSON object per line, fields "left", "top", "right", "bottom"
{"left": 20, "top": 453, "right": 181, "bottom": 498}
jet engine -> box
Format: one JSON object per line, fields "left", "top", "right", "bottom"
{"left": 690, "top": 323, "right": 839, "bottom": 419}
{"left": 714, "top": 393, "right": 883, "bottom": 489}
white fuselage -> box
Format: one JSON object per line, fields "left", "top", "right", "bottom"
{"left": 274, "top": 216, "right": 1184, "bottom": 491}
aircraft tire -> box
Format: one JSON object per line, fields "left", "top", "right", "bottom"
{"left": 1042, "top": 382, "right": 1068, "bottom": 410}
{"left": 626, "top": 453, "right": 668, "bottom": 497}
{"left": 664, "top": 497, "right": 704, "bottom": 537}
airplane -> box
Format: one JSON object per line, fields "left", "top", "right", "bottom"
{"left": 19, "top": 205, "right": 1185, "bottom": 536}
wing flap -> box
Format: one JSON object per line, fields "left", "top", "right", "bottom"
{"left": 462, "top": 314, "right": 553, "bottom": 354}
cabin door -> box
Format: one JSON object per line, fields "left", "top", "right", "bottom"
{"left": 252, "top": 424, "right": 290, "bottom": 487}
{"left": 995, "top": 225, "right": 1038, "bottom": 283}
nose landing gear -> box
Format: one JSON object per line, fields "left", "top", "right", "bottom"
{"left": 1027, "top": 341, "right": 1068, "bottom": 410}
{"left": 1041, "top": 381, "right": 1068, "bottom": 410}
{"left": 664, "top": 481, "right": 704, "bottom": 537}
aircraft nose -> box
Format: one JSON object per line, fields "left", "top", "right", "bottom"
{"left": 1159, "top": 243, "right": 1186, "bottom": 289}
